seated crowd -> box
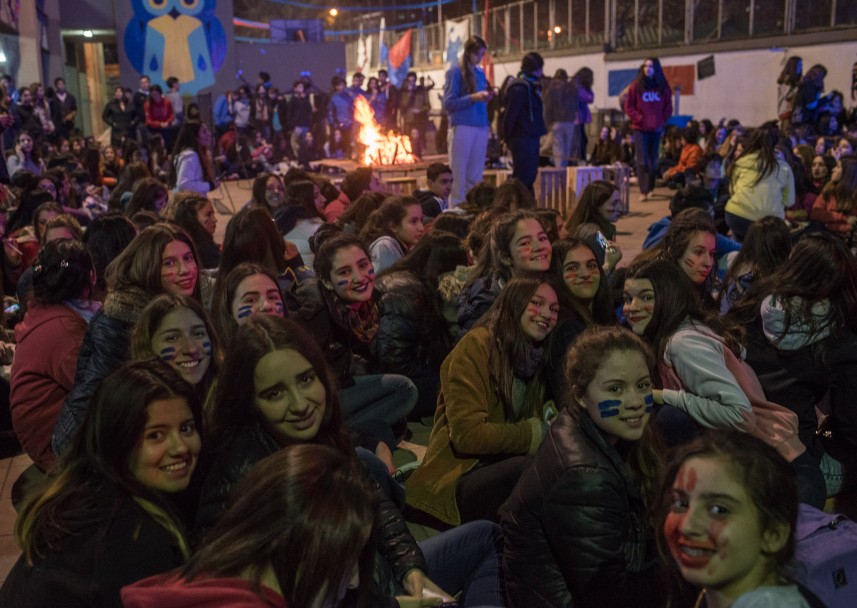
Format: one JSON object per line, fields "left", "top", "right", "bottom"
{"left": 0, "top": 69, "right": 854, "bottom": 608}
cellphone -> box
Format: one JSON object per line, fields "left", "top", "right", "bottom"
{"left": 4, "top": 302, "right": 19, "bottom": 315}
{"left": 595, "top": 230, "right": 610, "bottom": 251}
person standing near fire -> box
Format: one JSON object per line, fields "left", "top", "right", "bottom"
{"left": 443, "top": 36, "right": 493, "bottom": 207}
{"left": 501, "top": 52, "right": 547, "bottom": 194}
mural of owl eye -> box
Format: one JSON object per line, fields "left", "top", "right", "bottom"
{"left": 181, "top": 0, "right": 200, "bottom": 8}
{"left": 147, "top": 0, "right": 168, "bottom": 9}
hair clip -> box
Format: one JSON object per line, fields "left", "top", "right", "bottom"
{"left": 60, "top": 260, "right": 69, "bottom": 269}
{"left": 33, "top": 264, "right": 42, "bottom": 274}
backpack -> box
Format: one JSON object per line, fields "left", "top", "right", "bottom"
{"left": 793, "top": 503, "right": 857, "bottom": 608}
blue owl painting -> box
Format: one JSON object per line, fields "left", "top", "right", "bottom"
{"left": 125, "top": 0, "right": 227, "bottom": 94}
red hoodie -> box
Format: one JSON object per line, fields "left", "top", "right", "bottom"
{"left": 624, "top": 81, "right": 673, "bottom": 132}
{"left": 122, "top": 573, "right": 286, "bottom": 608}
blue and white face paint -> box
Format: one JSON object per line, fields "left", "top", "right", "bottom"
{"left": 151, "top": 308, "right": 212, "bottom": 386}
{"left": 231, "top": 274, "right": 285, "bottom": 326}
{"left": 577, "top": 349, "right": 653, "bottom": 444}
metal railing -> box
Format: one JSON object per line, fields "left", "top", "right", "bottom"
{"left": 342, "top": 0, "right": 857, "bottom": 71}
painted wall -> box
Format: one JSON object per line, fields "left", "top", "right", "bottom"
{"left": 115, "top": 0, "right": 235, "bottom": 96}
{"left": 416, "top": 40, "right": 857, "bottom": 127}
{"left": 59, "top": 0, "right": 115, "bottom": 30}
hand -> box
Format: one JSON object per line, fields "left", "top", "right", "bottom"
{"left": 470, "top": 90, "right": 492, "bottom": 103}
{"left": 402, "top": 570, "right": 453, "bottom": 604}
{"left": 652, "top": 389, "right": 664, "bottom": 405}
{"left": 847, "top": 215, "right": 857, "bottom": 227}
{"left": 603, "top": 241, "right": 623, "bottom": 272}
{"left": 0, "top": 342, "right": 13, "bottom": 366}
{"left": 283, "top": 239, "right": 300, "bottom": 261}
{"left": 3, "top": 239, "right": 22, "bottom": 266}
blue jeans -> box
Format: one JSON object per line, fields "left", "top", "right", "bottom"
{"left": 725, "top": 211, "right": 754, "bottom": 243}
{"left": 340, "top": 374, "right": 417, "bottom": 450}
{"left": 418, "top": 520, "right": 504, "bottom": 608}
{"left": 634, "top": 129, "right": 661, "bottom": 195}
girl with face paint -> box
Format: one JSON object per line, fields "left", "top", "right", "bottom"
{"left": 624, "top": 259, "right": 823, "bottom": 507}
{"left": 290, "top": 231, "right": 417, "bottom": 473}
{"left": 501, "top": 326, "right": 665, "bottom": 608}
{"left": 132, "top": 294, "right": 221, "bottom": 407}
{"left": 659, "top": 432, "right": 816, "bottom": 608}
{"left": 211, "top": 262, "right": 286, "bottom": 349}
{"left": 407, "top": 276, "right": 560, "bottom": 526}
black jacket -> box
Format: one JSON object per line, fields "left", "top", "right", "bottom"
{"left": 194, "top": 422, "right": 426, "bottom": 606}
{"left": 743, "top": 320, "right": 857, "bottom": 465}
{"left": 500, "top": 407, "right": 663, "bottom": 608}
{"left": 102, "top": 100, "right": 137, "bottom": 137}
{"left": 0, "top": 488, "right": 184, "bottom": 608}
{"left": 376, "top": 270, "right": 449, "bottom": 380}
{"left": 501, "top": 76, "right": 547, "bottom": 141}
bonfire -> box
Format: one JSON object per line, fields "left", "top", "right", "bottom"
{"left": 353, "top": 96, "right": 417, "bottom": 166}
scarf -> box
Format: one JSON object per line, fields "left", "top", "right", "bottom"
{"left": 513, "top": 343, "right": 544, "bottom": 380}
{"left": 327, "top": 294, "right": 379, "bottom": 345}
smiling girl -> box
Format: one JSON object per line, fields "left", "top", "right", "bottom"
{"left": 196, "top": 315, "right": 502, "bottom": 607}
{"left": 291, "top": 231, "right": 416, "bottom": 469}
{"left": 502, "top": 326, "right": 665, "bottom": 608}
{"left": 660, "top": 431, "right": 815, "bottom": 608}
{"left": 407, "top": 275, "right": 559, "bottom": 526}
{"left": 53, "top": 224, "right": 203, "bottom": 456}
{"left": 657, "top": 208, "right": 718, "bottom": 306}
{"left": 359, "top": 195, "right": 426, "bottom": 274}
{"left": 0, "top": 360, "right": 202, "bottom": 607}
{"left": 211, "top": 262, "right": 285, "bottom": 348}
{"left": 623, "top": 259, "right": 823, "bottom": 506}
{"left": 458, "top": 210, "right": 553, "bottom": 332}
{"left": 132, "top": 294, "right": 221, "bottom": 409}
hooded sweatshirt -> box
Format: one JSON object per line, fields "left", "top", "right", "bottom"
{"left": 10, "top": 303, "right": 89, "bottom": 471}
{"left": 122, "top": 574, "right": 286, "bottom": 608}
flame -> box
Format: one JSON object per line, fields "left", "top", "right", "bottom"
{"left": 353, "top": 96, "right": 417, "bottom": 166}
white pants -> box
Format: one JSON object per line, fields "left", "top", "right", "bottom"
{"left": 448, "top": 124, "right": 490, "bottom": 207}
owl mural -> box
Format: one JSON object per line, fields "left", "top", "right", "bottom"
{"left": 125, "top": 0, "right": 227, "bottom": 94}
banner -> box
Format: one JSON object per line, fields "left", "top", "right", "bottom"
{"left": 444, "top": 18, "right": 470, "bottom": 68}
{"left": 385, "top": 29, "right": 413, "bottom": 87}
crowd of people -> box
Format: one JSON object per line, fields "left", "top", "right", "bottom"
{"left": 0, "top": 38, "right": 856, "bottom": 608}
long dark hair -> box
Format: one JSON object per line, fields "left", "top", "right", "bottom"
{"left": 549, "top": 237, "right": 613, "bottom": 326}
{"left": 180, "top": 445, "right": 375, "bottom": 607}
{"left": 729, "top": 232, "right": 857, "bottom": 356}
{"left": 209, "top": 315, "right": 351, "bottom": 452}
{"left": 777, "top": 56, "right": 803, "bottom": 86}
{"left": 731, "top": 122, "right": 782, "bottom": 185}
{"left": 634, "top": 57, "right": 669, "bottom": 91}
{"left": 718, "top": 216, "right": 791, "bottom": 311}
{"left": 170, "top": 192, "right": 217, "bottom": 258}
{"left": 459, "top": 36, "right": 487, "bottom": 95}
{"left": 657, "top": 431, "right": 798, "bottom": 603}
{"left": 106, "top": 223, "right": 203, "bottom": 302}
{"left": 378, "top": 231, "right": 468, "bottom": 367}
{"left": 220, "top": 207, "right": 287, "bottom": 277}
{"left": 626, "top": 259, "right": 743, "bottom": 363}
{"left": 169, "top": 121, "right": 215, "bottom": 187}
{"left": 465, "top": 209, "right": 550, "bottom": 288}
{"left": 658, "top": 207, "right": 718, "bottom": 299}
{"left": 15, "top": 359, "right": 201, "bottom": 563}
{"left": 822, "top": 154, "right": 857, "bottom": 213}
{"left": 358, "top": 195, "right": 419, "bottom": 248}
{"left": 82, "top": 212, "right": 137, "bottom": 299}
{"left": 475, "top": 275, "right": 556, "bottom": 419}
{"left": 566, "top": 326, "right": 664, "bottom": 511}
{"left": 564, "top": 179, "right": 618, "bottom": 238}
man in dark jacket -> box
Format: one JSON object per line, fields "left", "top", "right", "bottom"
{"left": 413, "top": 162, "right": 454, "bottom": 219}
{"left": 502, "top": 52, "right": 547, "bottom": 193}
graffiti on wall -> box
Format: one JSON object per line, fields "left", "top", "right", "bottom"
{"left": 124, "top": 0, "right": 227, "bottom": 94}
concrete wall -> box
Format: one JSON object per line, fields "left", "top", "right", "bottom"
{"left": 414, "top": 40, "right": 857, "bottom": 127}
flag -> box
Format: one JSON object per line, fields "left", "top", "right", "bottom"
{"left": 387, "top": 29, "right": 413, "bottom": 87}
{"left": 444, "top": 18, "right": 470, "bottom": 68}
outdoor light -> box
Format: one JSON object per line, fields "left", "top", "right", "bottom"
{"left": 83, "top": 30, "right": 93, "bottom": 38}
{"left": 329, "top": 8, "right": 338, "bottom": 17}
{"left": 554, "top": 26, "right": 561, "bottom": 34}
